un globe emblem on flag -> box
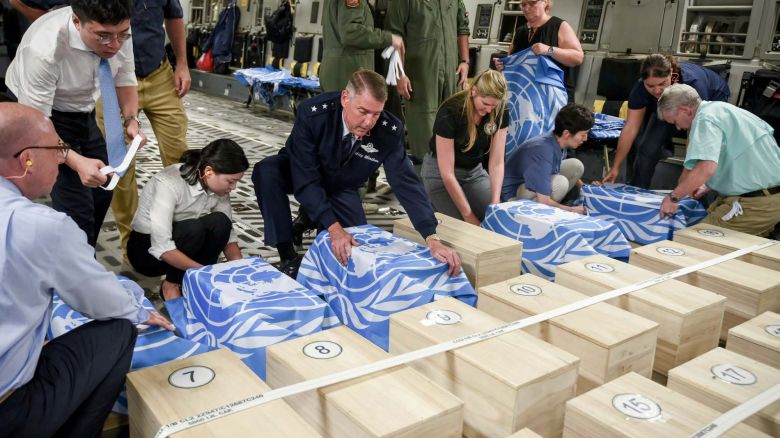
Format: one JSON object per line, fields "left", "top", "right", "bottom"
{"left": 501, "top": 49, "right": 568, "bottom": 155}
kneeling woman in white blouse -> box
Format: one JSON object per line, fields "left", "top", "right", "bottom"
{"left": 128, "top": 139, "right": 249, "bottom": 300}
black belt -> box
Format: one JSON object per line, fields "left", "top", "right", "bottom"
{"left": 741, "top": 185, "right": 780, "bottom": 198}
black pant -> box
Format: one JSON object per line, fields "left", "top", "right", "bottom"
{"left": 50, "top": 110, "right": 114, "bottom": 248}
{"left": 629, "top": 114, "right": 677, "bottom": 189}
{"left": 0, "top": 319, "right": 136, "bottom": 438}
{"left": 252, "top": 153, "right": 365, "bottom": 247}
{"left": 127, "top": 212, "right": 232, "bottom": 284}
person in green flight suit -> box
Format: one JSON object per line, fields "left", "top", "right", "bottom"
{"left": 320, "top": 0, "right": 405, "bottom": 92}
{"left": 385, "top": 0, "right": 471, "bottom": 164}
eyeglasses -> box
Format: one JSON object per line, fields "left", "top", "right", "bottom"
{"left": 93, "top": 31, "right": 132, "bottom": 46}
{"left": 520, "top": 0, "right": 543, "bottom": 9}
{"left": 13, "top": 140, "right": 71, "bottom": 164}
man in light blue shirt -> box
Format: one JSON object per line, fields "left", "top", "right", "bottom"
{"left": 0, "top": 103, "right": 173, "bottom": 436}
{"left": 657, "top": 84, "right": 780, "bottom": 236}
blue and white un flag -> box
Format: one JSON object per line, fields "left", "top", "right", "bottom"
{"left": 169, "top": 258, "right": 340, "bottom": 379}
{"left": 581, "top": 184, "right": 706, "bottom": 244}
{"left": 500, "top": 48, "right": 568, "bottom": 156}
{"left": 482, "top": 201, "right": 631, "bottom": 281}
{"left": 48, "top": 277, "right": 214, "bottom": 414}
{"left": 297, "top": 225, "right": 477, "bottom": 350}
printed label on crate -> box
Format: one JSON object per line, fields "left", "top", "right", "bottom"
{"left": 612, "top": 393, "right": 662, "bottom": 420}
{"left": 303, "top": 341, "right": 343, "bottom": 360}
{"left": 425, "top": 310, "right": 462, "bottom": 325}
{"left": 656, "top": 247, "right": 686, "bottom": 256}
{"left": 697, "top": 229, "right": 725, "bottom": 238}
{"left": 710, "top": 364, "right": 757, "bottom": 385}
{"left": 510, "top": 283, "right": 543, "bottom": 296}
{"left": 168, "top": 366, "right": 216, "bottom": 389}
{"left": 764, "top": 325, "right": 780, "bottom": 338}
{"left": 585, "top": 262, "right": 615, "bottom": 273}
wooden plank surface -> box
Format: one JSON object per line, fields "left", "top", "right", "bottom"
{"left": 563, "top": 372, "right": 769, "bottom": 438}
{"left": 727, "top": 311, "right": 780, "bottom": 369}
{"left": 674, "top": 223, "right": 780, "bottom": 271}
{"left": 478, "top": 274, "right": 658, "bottom": 393}
{"left": 668, "top": 347, "right": 780, "bottom": 435}
{"left": 393, "top": 213, "right": 522, "bottom": 289}
{"left": 556, "top": 254, "right": 725, "bottom": 374}
{"left": 629, "top": 240, "right": 780, "bottom": 338}
{"left": 266, "top": 325, "right": 464, "bottom": 438}
{"left": 390, "top": 297, "right": 579, "bottom": 437}
{"left": 126, "top": 349, "right": 320, "bottom": 438}
{"left": 506, "top": 428, "right": 543, "bottom": 438}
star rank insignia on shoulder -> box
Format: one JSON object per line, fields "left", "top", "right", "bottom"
{"left": 308, "top": 98, "right": 338, "bottom": 116}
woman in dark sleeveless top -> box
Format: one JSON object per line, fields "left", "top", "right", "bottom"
{"left": 496, "top": 0, "right": 583, "bottom": 102}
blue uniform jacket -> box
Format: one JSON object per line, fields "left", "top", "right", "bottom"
{"left": 281, "top": 92, "right": 438, "bottom": 238}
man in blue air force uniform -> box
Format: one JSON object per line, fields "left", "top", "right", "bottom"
{"left": 253, "top": 69, "right": 461, "bottom": 277}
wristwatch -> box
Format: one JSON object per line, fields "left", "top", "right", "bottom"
{"left": 425, "top": 233, "right": 442, "bottom": 244}
{"left": 668, "top": 193, "right": 682, "bottom": 203}
{"left": 123, "top": 115, "right": 141, "bottom": 130}
{"left": 547, "top": 46, "right": 555, "bottom": 56}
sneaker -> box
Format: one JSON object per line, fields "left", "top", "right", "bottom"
{"left": 275, "top": 255, "right": 304, "bottom": 279}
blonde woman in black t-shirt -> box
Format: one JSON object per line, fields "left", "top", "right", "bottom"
{"left": 421, "top": 70, "right": 508, "bottom": 225}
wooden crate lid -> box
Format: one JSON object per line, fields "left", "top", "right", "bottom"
{"left": 266, "top": 325, "right": 463, "bottom": 434}
{"left": 675, "top": 224, "right": 780, "bottom": 262}
{"left": 393, "top": 213, "right": 521, "bottom": 256}
{"left": 557, "top": 254, "right": 726, "bottom": 316}
{"left": 566, "top": 371, "right": 769, "bottom": 437}
{"left": 479, "top": 274, "right": 658, "bottom": 347}
{"left": 729, "top": 311, "right": 780, "bottom": 350}
{"left": 390, "top": 297, "right": 579, "bottom": 389}
{"left": 126, "top": 348, "right": 320, "bottom": 436}
{"left": 631, "top": 240, "right": 780, "bottom": 293}
{"left": 668, "top": 347, "right": 780, "bottom": 422}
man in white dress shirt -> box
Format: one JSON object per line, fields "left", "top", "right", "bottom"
{"left": 5, "top": 0, "right": 145, "bottom": 247}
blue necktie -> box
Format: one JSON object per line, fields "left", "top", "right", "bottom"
{"left": 98, "top": 58, "right": 127, "bottom": 175}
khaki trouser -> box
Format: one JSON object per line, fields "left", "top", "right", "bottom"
{"left": 514, "top": 158, "right": 584, "bottom": 202}
{"left": 702, "top": 192, "right": 780, "bottom": 237}
{"left": 97, "top": 58, "right": 189, "bottom": 254}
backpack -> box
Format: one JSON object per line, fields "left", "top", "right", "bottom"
{"left": 265, "top": 0, "right": 293, "bottom": 45}
{"left": 738, "top": 69, "right": 780, "bottom": 144}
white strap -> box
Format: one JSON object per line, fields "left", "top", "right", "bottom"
{"left": 688, "top": 383, "right": 780, "bottom": 437}
{"left": 99, "top": 135, "right": 143, "bottom": 191}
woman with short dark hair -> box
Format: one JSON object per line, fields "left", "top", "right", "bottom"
{"left": 127, "top": 139, "right": 249, "bottom": 300}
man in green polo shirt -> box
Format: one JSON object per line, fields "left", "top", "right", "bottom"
{"left": 657, "top": 84, "right": 780, "bottom": 236}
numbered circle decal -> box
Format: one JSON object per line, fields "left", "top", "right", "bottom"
{"left": 585, "top": 262, "right": 615, "bottom": 273}
{"left": 697, "top": 229, "right": 725, "bottom": 238}
{"left": 656, "top": 247, "right": 686, "bottom": 256}
{"left": 168, "top": 365, "right": 215, "bottom": 389}
{"left": 711, "top": 364, "right": 757, "bottom": 385}
{"left": 612, "top": 393, "right": 662, "bottom": 420}
{"left": 764, "top": 325, "right": 780, "bottom": 338}
{"left": 303, "top": 341, "right": 343, "bottom": 359}
{"left": 426, "top": 310, "right": 462, "bottom": 325}
{"left": 510, "top": 283, "right": 543, "bottom": 296}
